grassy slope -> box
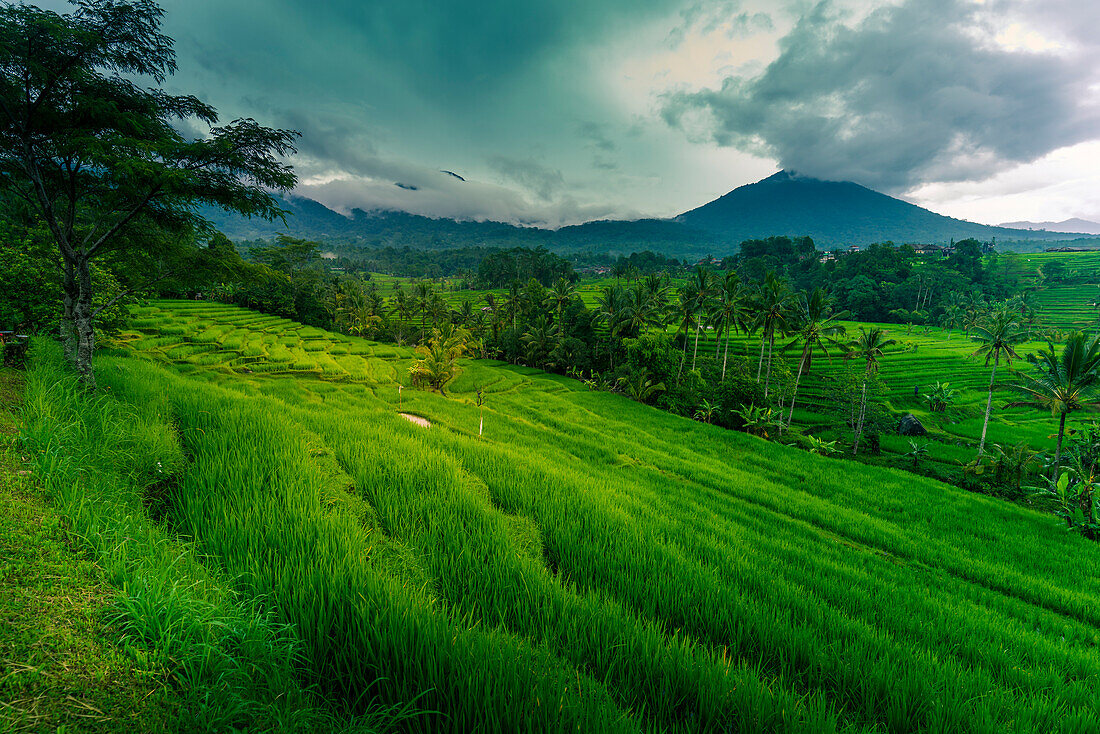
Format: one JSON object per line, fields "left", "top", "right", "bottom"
{"left": 96, "top": 301, "right": 1100, "bottom": 732}
{"left": 0, "top": 369, "right": 173, "bottom": 732}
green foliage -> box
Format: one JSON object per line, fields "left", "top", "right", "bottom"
{"left": 62, "top": 299, "right": 1100, "bottom": 731}
{"left": 926, "top": 381, "right": 957, "bottom": 412}
{"left": 17, "top": 343, "right": 397, "bottom": 731}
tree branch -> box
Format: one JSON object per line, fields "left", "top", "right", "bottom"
{"left": 91, "top": 266, "right": 176, "bottom": 318}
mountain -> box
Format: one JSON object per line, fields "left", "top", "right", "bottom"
{"left": 205, "top": 171, "right": 1097, "bottom": 257}
{"left": 677, "top": 170, "right": 1092, "bottom": 248}
{"left": 203, "top": 196, "right": 719, "bottom": 256}
{"left": 996, "top": 217, "right": 1100, "bottom": 235}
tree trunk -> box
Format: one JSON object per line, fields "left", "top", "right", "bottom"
{"left": 853, "top": 378, "right": 869, "bottom": 455}
{"left": 722, "top": 324, "right": 731, "bottom": 380}
{"left": 763, "top": 330, "right": 776, "bottom": 398}
{"left": 756, "top": 326, "right": 767, "bottom": 382}
{"left": 787, "top": 352, "right": 807, "bottom": 428}
{"left": 73, "top": 258, "right": 96, "bottom": 388}
{"left": 692, "top": 323, "right": 701, "bottom": 372}
{"left": 977, "top": 357, "right": 998, "bottom": 456}
{"left": 1054, "top": 409, "right": 1068, "bottom": 478}
{"left": 677, "top": 334, "right": 687, "bottom": 381}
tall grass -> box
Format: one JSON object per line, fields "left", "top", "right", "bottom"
{"left": 75, "top": 302, "right": 1100, "bottom": 731}
{"left": 19, "top": 342, "right": 415, "bottom": 732}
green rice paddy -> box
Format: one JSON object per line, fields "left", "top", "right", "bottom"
{"left": 80, "top": 299, "right": 1100, "bottom": 731}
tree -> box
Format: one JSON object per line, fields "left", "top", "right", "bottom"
{"left": 593, "top": 284, "right": 627, "bottom": 368}
{"left": 672, "top": 282, "right": 700, "bottom": 380}
{"left": 845, "top": 327, "right": 896, "bottom": 455}
{"left": 408, "top": 324, "right": 471, "bottom": 394}
{"left": 0, "top": 1, "right": 298, "bottom": 386}
{"left": 926, "top": 381, "right": 957, "bottom": 413}
{"left": 694, "top": 398, "right": 719, "bottom": 424}
{"left": 782, "top": 288, "right": 847, "bottom": 429}
{"left": 617, "top": 372, "right": 666, "bottom": 404}
{"left": 969, "top": 310, "right": 1026, "bottom": 456}
{"left": 544, "top": 277, "right": 576, "bottom": 325}
{"left": 753, "top": 271, "right": 793, "bottom": 398}
{"left": 1010, "top": 333, "right": 1100, "bottom": 477}
{"left": 712, "top": 272, "right": 751, "bottom": 380}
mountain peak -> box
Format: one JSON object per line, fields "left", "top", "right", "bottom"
{"left": 677, "top": 173, "right": 1085, "bottom": 247}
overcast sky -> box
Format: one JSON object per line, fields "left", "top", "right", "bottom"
{"left": 46, "top": 0, "right": 1100, "bottom": 226}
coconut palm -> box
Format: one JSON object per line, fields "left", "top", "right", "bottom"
{"left": 617, "top": 372, "right": 666, "bottom": 404}
{"left": 845, "top": 327, "right": 897, "bottom": 455}
{"left": 594, "top": 284, "right": 628, "bottom": 368}
{"left": 521, "top": 317, "right": 561, "bottom": 369}
{"left": 407, "top": 325, "right": 470, "bottom": 395}
{"left": 754, "top": 271, "right": 794, "bottom": 398}
{"left": 687, "top": 267, "right": 716, "bottom": 372}
{"left": 782, "top": 288, "right": 848, "bottom": 429}
{"left": 621, "top": 283, "right": 664, "bottom": 339}
{"left": 1009, "top": 332, "right": 1100, "bottom": 476}
{"left": 642, "top": 273, "right": 673, "bottom": 314}
{"left": 711, "top": 272, "right": 751, "bottom": 380}
{"left": 970, "top": 310, "right": 1027, "bottom": 456}
{"left": 502, "top": 280, "right": 522, "bottom": 330}
{"left": 672, "top": 282, "right": 700, "bottom": 380}
{"left": 544, "top": 277, "right": 576, "bottom": 325}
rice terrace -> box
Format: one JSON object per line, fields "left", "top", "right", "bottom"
{"left": 9, "top": 1, "right": 1100, "bottom": 733}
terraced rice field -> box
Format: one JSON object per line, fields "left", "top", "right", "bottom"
{"left": 1033, "top": 285, "right": 1100, "bottom": 331}
{"left": 89, "top": 299, "right": 1100, "bottom": 731}
{"left": 673, "top": 321, "right": 1076, "bottom": 458}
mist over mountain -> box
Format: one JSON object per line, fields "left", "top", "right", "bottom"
{"left": 996, "top": 218, "right": 1100, "bottom": 236}
{"left": 205, "top": 171, "right": 1097, "bottom": 257}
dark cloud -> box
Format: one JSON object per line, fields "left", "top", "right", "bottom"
{"left": 578, "top": 121, "right": 618, "bottom": 152}
{"left": 661, "top": 0, "right": 1100, "bottom": 191}
{"left": 667, "top": 1, "right": 772, "bottom": 48}
{"left": 488, "top": 156, "right": 566, "bottom": 201}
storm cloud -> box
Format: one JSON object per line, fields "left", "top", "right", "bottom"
{"left": 661, "top": 0, "right": 1100, "bottom": 192}
{"left": 35, "top": 0, "right": 1100, "bottom": 223}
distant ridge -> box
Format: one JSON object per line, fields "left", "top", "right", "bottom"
{"left": 997, "top": 217, "right": 1100, "bottom": 236}
{"left": 677, "top": 170, "right": 1091, "bottom": 247}
{"left": 204, "top": 171, "right": 1098, "bottom": 256}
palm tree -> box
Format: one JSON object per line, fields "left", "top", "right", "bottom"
{"left": 544, "top": 277, "right": 576, "bottom": 326}
{"left": 694, "top": 398, "right": 719, "bottom": 424}
{"left": 754, "top": 271, "right": 793, "bottom": 398}
{"left": 521, "top": 317, "right": 561, "bottom": 369}
{"left": 846, "top": 327, "right": 897, "bottom": 455}
{"left": 672, "top": 282, "right": 700, "bottom": 380}
{"left": 617, "top": 372, "right": 666, "bottom": 403}
{"left": 1010, "top": 332, "right": 1100, "bottom": 476}
{"left": 687, "top": 267, "right": 715, "bottom": 372}
{"left": 782, "top": 288, "right": 848, "bottom": 429}
{"left": 502, "top": 280, "right": 522, "bottom": 330}
{"left": 621, "top": 283, "right": 663, "bottom": 339}
{"left": 594, "top": 284, "right": 627, "bottom": 368}
{"left": 413, "top": 280, "right": 434, "bottom": 340}
{"left": 642, "top": 273, "right": 673, "bottom": 314}
{"left": 969, "top": 310, "right": 1026, "bottom": 456}
{"left": 712, "top": 272, "right": 751, "bottom": 380}
{"left": 407, "top": 324, "right": 471, "bottom": 395}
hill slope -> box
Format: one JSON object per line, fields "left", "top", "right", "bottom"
{"left": 678, "top": 170, "right": 1090, "bottom": 247}
{"left": 80, "top": 300, "right": 1100, "bottom": 731}
{"left": 206, "top": 172, "right": 1097, "bottom": 255}
{"left": 204, "top": 197, "right": 718, "bottom": 257}
{"left": 998, "top": 217, "right": 1100, "bottom": 235}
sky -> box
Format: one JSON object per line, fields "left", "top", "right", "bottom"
{"left": 44, "top": 0, "right": 1100, "bottom": 227}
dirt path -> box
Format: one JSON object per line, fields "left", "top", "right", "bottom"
{"left": 399, "top": 412, "right": 431, "bottom": 428}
